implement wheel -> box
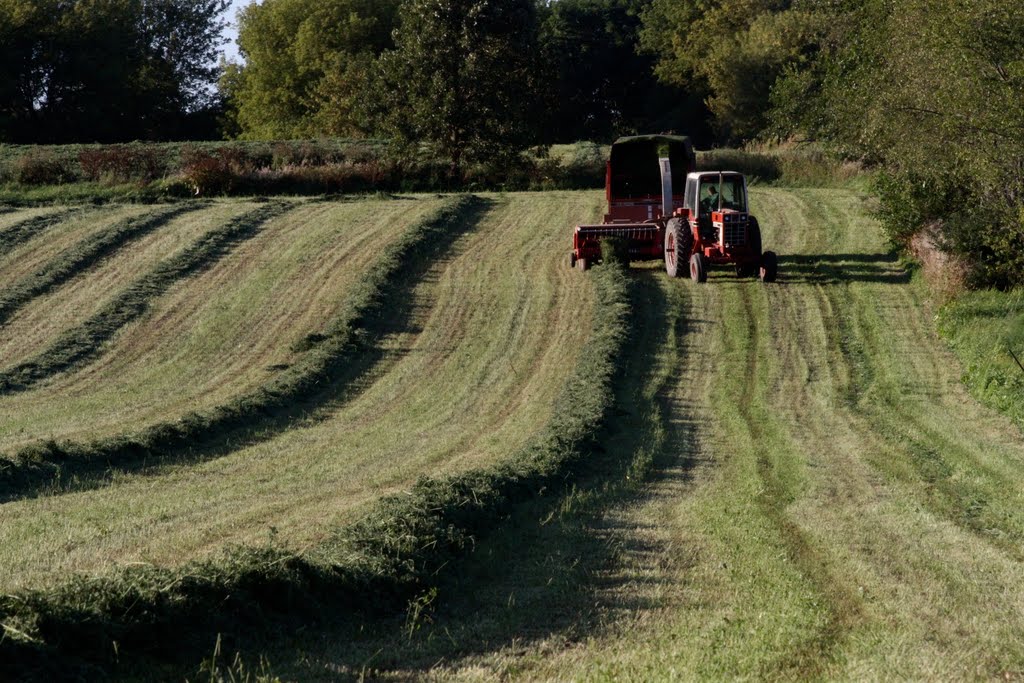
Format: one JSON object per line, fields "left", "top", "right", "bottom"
{"left": 690, "top": 253, "right": 708, "bottom": 283}
{"left": 569, "top": 252, "right": 577, "bottom": 269}
{"left": 576, "top": 256, "right": 590, "bottom": 272}
{"left": 664, "top": 217, "right": 693, "bottom": 278}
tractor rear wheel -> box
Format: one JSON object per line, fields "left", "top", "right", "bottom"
{"left": 664, "top": 217, "right": 692, "bottom": 278}
{"left": 748, "top": 216, "right": 763, "bottom": 257}
{"left": 690, "top": 253, "right": 708, "bottom": 283}
{"left": 760, "top": 250, "right": 778, "bottom": 283}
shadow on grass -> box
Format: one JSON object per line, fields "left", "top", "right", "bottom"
{"left": 0, "top": 197, "right": 490, "bottom": 504}
{"left": 775, "top": 253, "right": 910, "bottom": 286}
{"left": 155, "top": 272, "right": 710, "bottom": 681}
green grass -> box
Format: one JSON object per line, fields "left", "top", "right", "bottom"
{"left": 0, "top": 201, "right": 266, "bottom": 372}
{"left": 0, "top": 192, "right": 601, "bottom": 592}
{"left": 0, "top": 208, "right": 80, "bottom": 255}
{"left": 0, "top": 196, "right": 460, "bottom": 497}
{"left": 0, "top": 202, "right": 289, "bottom": 394}
{"left": 0, "top": 203, "right": 205, "bottom": 327}
{"left": 223, "top": 188, "right": 1024, "bottom": 683}
{"left": 2, "top": 184, "right": 1024, "bottom": 680}
{"left": 938, "top": 288, "right": 1024, "bottom": 429}
{"left": 0, "top": 197, "right": 628, "bottom": 681}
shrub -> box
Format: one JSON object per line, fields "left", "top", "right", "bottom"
{"left": 13, "top": 153, "right": 77, "bottom": 185}
{"left": 78, "top": 145, "right": 168, "bottom": 184}
{"left": 180, "top": 147, "right": 257, "bottom": 196}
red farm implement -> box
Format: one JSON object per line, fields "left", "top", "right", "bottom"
{"left": 570, "top": 135, "right": 777, "bottom": 283}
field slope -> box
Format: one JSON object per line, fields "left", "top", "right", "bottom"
{"left": 4, "top": 188, "right": 1024, "bottom": 680}
{"left": 0, "top": 192, "right": 599, "bottom": 593}
{"left": 271, "top": 188, "right": 1024, "bottom": 682}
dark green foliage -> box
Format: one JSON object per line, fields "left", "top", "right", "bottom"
{"left": 0, "top": 196, "right": 484, "bottom": 500}
{"left": 0, "top": 202, "right": 286, "bottom": 396}
{"left": 783, "top": 0, "right": 1024, "bottom": 287}
{"left": 370, "top": 0, "right": 541, "bottom": 179}
{"left": 0, "top": 0, "right": 230, "bottom": 144}
{"left": 536, "top": 0, "right": 705, "bottom": 144}
{"left": 641, "top": 0, "right": 825, "bottom": 143}
{"left": 0, "top": 204, "right": 204, "bottom": 328}
{"left": 0, "top": 227, "right": 633, "bottom": 683}
{"left": 11, "top": 153, "right": 78, "bottom": 185}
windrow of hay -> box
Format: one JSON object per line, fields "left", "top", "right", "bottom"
{"left": 0, "top": 201, "right": 290, "bottom": 395}
{"left": 0, "top": 208, "right": 82, "bottom": 257}
{"left": 0, "top": 255, "right": 631, "bottom": 681}
{"left": 0, "top": 203, "right": 205, "bottom": 326}
{"left": 0, "top": 196, "right": 485, "bottom": 501}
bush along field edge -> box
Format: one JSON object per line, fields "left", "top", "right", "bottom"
{"left": 0, "top": 195, "right": 485, "bottom": 501}
{"left": 0, "top": 200, "right": 289, "bottom": 395}
{"left": 0, "top": 203, "right": 208, "bottom": 327}
{"left": 0, "top": 252, "right": 632, "bottom": 680}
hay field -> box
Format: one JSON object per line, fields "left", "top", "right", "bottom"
{"left": 0, "top": 192, "right": 598, "bottom": 591}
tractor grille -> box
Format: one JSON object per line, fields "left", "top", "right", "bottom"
{"left": 719, "top": 215, "right": 748, "bottom": 247}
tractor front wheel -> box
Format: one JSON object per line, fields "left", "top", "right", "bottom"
{"left": 664, "top": 218, "right": 692, "bottom": 278}
{"left": 759, "top": 251, "right": 778, "bottom": 283}
{"left": 690, "top": 253, "right": 708, "bottom": 283}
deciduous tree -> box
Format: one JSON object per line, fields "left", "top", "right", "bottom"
{"left": 371, "top": 0, "right": 540, "bottom": 179}
{"left": 224, "top": 0, "right": 399, "bottom": 139}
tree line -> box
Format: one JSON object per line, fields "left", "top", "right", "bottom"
{"left": 1, "top": 0, "right": 1022, "bottom": 287}
{"left": 226, "top": 0, "right": 1024, "bottom": 288}
{"left": 0, "top": 0, "right": 229, "bottom": 143}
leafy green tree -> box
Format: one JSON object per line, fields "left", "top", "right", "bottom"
{"left": 802, "top": 0, "right": 1024, "bottom": 287}
{"left": 224, "top": 0, "right": 399, "bottom": 139}
{"left": 641, "top": 0, "right": 822, "bottom": 142}
{"left": 371, "top": 0, "right": 541, "bottom": 179}
{"left": 0, "top": 0, "right": 229, "bottom": 143}
{"left": 538, "top": 0, "right": 707, "bottom": 144}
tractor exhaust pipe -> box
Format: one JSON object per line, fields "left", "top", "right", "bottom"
{"left": 659, "top": 157, "right": 673, "bottom": 218}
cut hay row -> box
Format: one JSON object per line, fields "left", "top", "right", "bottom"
{"left": 0, "top": 208, "right": 81, "bottom": 257}
{"left": 0, "top": 196, "right": 450, "bottom": 457}
{"left": 488, "top": 188, "right": 1024, "bottom": 682}
{"left": 0, "top": 201, "right": 268, "bottom": 371}
{"left": 0, "top": 201, "right": 289, "bottom": 394}
{"left": 0, "top": 203, "right": 205, "bottom": 327}
{"left": 0, "top": 205, "right": 157, "bottom": 287}
{"left": 0, "top": 251, "right": 630, "bottom": 682}
{"left": 0, "top": 191, "right": 599, "bottom": 595}
{"left": 0, "top": 196, "right": 478, "bottom": 501}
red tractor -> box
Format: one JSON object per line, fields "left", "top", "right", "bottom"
{"left": 570, "top": 135, "right": 777, "bottom": 283}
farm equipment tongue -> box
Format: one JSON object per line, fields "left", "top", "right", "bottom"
{"left": 570, "top": 135, "right": 777, "bottom": 283}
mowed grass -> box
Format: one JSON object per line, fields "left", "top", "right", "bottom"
{"left": 0, "top": 197, "right": 444, "bottom": 452}
{"left": 0, "top": 191, "right": 599, "bottom": 591}
{"left": 0, "top": 205, "right": 153, "bottom": 284}
{"left": 0, "top": 201, "right": 262, "bottom": 370}
{"left": 290, "top": 188, "right": 1024, "bottom": 682}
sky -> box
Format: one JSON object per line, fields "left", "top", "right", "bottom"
{"left": 220, "top": 0, "right": 259, "bottom": 64}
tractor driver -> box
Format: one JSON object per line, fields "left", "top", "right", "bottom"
{"left": 700, "top": 185, "right": 719, "bottom": 215}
